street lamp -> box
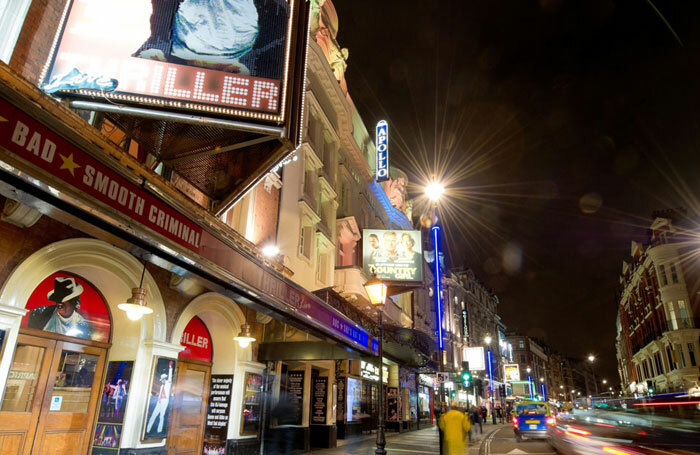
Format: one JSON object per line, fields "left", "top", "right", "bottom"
{"left": 425, "top": 181, "right": 445, "bottom": 202}
{"left": 484, "top": 335, "right": 492, "bottom": 345}
{"left": 588, "top": 354, "right": 597, "bottom": 395}
{"left": 364, "top": 275, "right": 388, "bottom": 455}
{"left": 602, "top": 379, "right": 607, "bottom": 385}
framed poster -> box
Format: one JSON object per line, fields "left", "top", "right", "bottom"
{"left": 142, "top": 357, "right": 176, "bottom": 441}
{"left": 91, "top": 361, "right": 134, "bottom": 455}
{"left": 311, "top": 376, "right": 327, "bottom": 424}
{"left": 287, "top": 371, "right": 304, "bottom": 425}
{"left": 0, "top": 329, "right": 7, "bottom": 364}
{"left": 22, "top": 272, "right": 111, "bottom": 342}
{"left": 240, "top": 372, "right": 263, "bottom": 436}
{"left": 387, "top": 387, "right": 398, "bottom": 421}
{"left": 203, "top": 374, "right": 233, "bottom": 454}
{"left": 362, "top": 230, "right": 423, "bottom": 282}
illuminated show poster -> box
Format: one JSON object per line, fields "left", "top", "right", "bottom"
{"left": 22, "top": 272, "right": 111, "bottom": 343}
{"left": 41, "top": 0, "right": 296, "bottom": 121}
{"left": 91, "top": 361, "right": 134, "bottom": 455}
{"left": 504, "top": 364, "right": 521, "bottom": 382}
{"left": 362, "top": 229, "right": 423, "bottom": 282}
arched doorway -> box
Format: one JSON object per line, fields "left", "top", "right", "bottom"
{"left": 0, "top": 272, "right": 111, "bottom": 455}
{"left": 168, "top": 316, "right": 212, "bottom": 455}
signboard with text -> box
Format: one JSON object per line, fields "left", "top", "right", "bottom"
{"left": 41, "top": 0, "right": 301, "bottom": 123}
{"left": 203, "top": 375, "right": 233, "bottom": 454}
{"left": 179, "top": 316, "right": 212, "bottom": 363}
{"left": 362, "top": 229, "right": 423, "bottom": 282}
{"left": 375, "top": 120, "right": 389, "bottom": 182}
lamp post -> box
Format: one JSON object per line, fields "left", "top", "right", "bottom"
{"left": 365, "top": 275, "right": 388, "bottom": 455}
{"left": 588, "top": 354, "right": 597, "bottom": 395}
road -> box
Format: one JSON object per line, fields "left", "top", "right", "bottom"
{"left": 306, "top": 422, "right": 557, "bottom": 455}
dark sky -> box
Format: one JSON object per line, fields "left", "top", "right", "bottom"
{"left": 334, "top": 0, "right": 700, "bottom": 383}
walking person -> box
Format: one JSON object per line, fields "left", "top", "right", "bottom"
{"left": 439, "top": 402, "right": 471, "bottom": 455}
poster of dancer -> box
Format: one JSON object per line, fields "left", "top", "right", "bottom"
{"left": 90, "top": 361, "right": 133, "bottom": 454}
{"left": 142, "top": 357, "right": 176, "bottom": 441}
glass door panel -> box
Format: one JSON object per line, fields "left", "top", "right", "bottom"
{"left": 1, "top": 344, "right": 47, "bottom": 412}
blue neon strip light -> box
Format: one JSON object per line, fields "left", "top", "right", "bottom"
{"left": 540, "top": 383, "right": 546, "bottom": 400}
{"left": 487, "top": 349, "right": 493, "bottom": 392}
{"left": 432, "top": 225, "right": 444, "bottom": 350}
{"left": 528, "top": 375, "right": 533, "bottom": 399}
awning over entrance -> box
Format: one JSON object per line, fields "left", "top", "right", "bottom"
{"left": 383, "top": 325, "right": 436, "bottom": 369}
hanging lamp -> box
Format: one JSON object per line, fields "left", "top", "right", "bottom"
{"left": 234, "top": 306, "right": 256, "bottom": 348}
{"left": 118, "top": 260, "right": 154, "bottom": 321}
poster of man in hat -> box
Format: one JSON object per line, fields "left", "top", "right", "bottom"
{"left": 27, "top": 275, "right": 93, "bottom": 339}
{"left": 23, "top": 272, "right": 111, "bottom": 342}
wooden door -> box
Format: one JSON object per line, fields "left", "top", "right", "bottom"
{"left": 0, "top": 335, "right": 106, "bottom": 455}
{"left": 31, "top": 340, "right": 106, "bottom": 455}
{"left": 0, "top": 335, "right": 56, "bottom": 455}
{"left": 167, "top": 360, "right": 210, "bottom": 455}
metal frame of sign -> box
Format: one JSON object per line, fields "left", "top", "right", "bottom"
{"left": 38, "top": 0, "right": 311, "bottom": 134}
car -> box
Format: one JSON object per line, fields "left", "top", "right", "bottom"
{"left": 512, "top": 401, "right": 556, "bottom": 441}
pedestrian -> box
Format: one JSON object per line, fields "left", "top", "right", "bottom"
{"left": 480, "top": 405, "right": 487, "bottom": 423}
{"left": 470, "top": 406, "right": 483, "bottom": 435}
{"left": 439, "top": 402, "right": 471, "bottom": 455}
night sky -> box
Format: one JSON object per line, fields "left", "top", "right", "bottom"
{"left": 334, "top": 0, "right": 700, "bottom": 383}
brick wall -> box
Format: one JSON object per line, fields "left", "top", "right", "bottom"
{"left": 9, "top": 0, "right": 67, "bottom": 84}
{"left": 251, "top": 182, "right": 280, "bottom": 246}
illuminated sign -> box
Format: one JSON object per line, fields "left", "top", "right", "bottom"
{"left": 504, "top": 364, "right": 521, "bottom": 382}
{"left": 362, "top": 229, "right": 423, "bottom": 282}
{"left": 41, "top": 0, "right": 301, "bottom": 122}
{"left": 461, "top": 309, "right": 469, "bottom": 341}
{"left": 464, "top": 347, "right": 485, "bottom": 371}
{"left": 433, "top": 225, "right": 443, "bottom": 349}
{"left": 375, "top": 120, "right": 389, "bottom": 182}
{"left": 360, "top": 361, "right": 388, "bottom": 383}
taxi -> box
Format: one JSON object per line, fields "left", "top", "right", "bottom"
{"left": 512, "top": 401, "right": 555, "bottom": 441}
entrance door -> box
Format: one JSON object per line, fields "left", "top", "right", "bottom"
{"left": 167, "top": 360, "right": 211, "bottom": 455}
{"left": 0, "top": 334, "right": 106, "bottom": 455}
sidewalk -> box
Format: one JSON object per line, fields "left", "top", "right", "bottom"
{"left": 305, "top": 422, "right": 508, "bottom": 455}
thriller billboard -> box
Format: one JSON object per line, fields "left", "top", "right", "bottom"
{"left": 362, "top": 229, "right": 423, "bottom": 282}
{"left": 40, "top": 0, "right": 304, "bottom": 123}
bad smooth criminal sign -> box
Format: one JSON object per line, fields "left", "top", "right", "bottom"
{"left": 0, "top": 99, "right": 203, "bottom": 251}
{"left": 41, "top": 0, "right": 294, "bottom": 119}
{"left": 362, "top": 229, "right": 423, "bottom": 282}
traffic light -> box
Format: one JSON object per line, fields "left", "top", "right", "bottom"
{"left": 646, "top": 380, "right": 654, "bottom": 395}
{"left": 462, "top": 370, "right": 472, "bottom": 386}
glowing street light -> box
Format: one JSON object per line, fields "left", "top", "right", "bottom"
{"left": 602, "top": 379, "right": 607, "bottom": 385}
{"left": 262, "top": 244, "right": 280, "bottom": 257}
{"left": 588, "top": 354, "right": 595, "bottom": 362}
{"left": 425, "top": 182, "right": 445, "bottom": 202}
{"left": 484, "top": 335, "right": 492, "bottom": 345}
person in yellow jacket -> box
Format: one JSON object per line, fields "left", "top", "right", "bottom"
{"left": 438, "top": 404, "right": 471, "bottom": 455}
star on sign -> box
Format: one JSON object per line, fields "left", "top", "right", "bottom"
{"left": 59, "top": 153, "right": 81, "bottom": 176}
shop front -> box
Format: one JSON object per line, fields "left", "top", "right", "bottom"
{"left": 0, "top": 63, "right": 374, "bottom": 455}
{"left": 417, "top": 374, "right": 435, "bottom": 426}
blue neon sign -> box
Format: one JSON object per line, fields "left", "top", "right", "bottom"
{"left": 375, "top": 120, "right": 389, "bottom": 182}
{"left": 487, "top": 349, "right": 493, "bottom": 392}
{"left": 432, "top": 225, "right": 443, "bottom": 349}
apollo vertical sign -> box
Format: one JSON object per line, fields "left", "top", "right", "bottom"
{"left": 375, "top": 120, "right": 389, "bottom": 182}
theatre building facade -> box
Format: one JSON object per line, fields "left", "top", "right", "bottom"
{"left": 0, "top": 1, "right": 438, "bottom": 454}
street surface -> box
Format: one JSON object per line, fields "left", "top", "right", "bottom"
{"left": 306, "top": 422, "right": 555, "bottom": 455}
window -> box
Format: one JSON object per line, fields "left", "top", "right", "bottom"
{"left": 299, "top": 225, "right": 313, "bottom": 259}
{"left": 676, "top": 344, "right": 686, "bottom": 368}
{"left": 636, "top": 364, "right": 642, "bottom": 380}
{"left": 316, "top": 248, "right": 329, "bottom": 284}
{"left": 654, "top": 352, "right": 663, "bottom": 375}
{"left": 658, "top": 264, "right": 668, "bottom": 286}
{"left": 520, "top": 354, "right": 526, "bottom": 363}
{"left": 666, "top": 346, "right": 675, "bottom": 371}
{"left": 678, "top": 300, "right": 689, "bottom": 327}
{"left": 688, "top": 343, "right": 696, "bottom": 367}
{"left": 670, "top": 263, "right": 679, "bottom": 283}
{"left": 0, "top": 0, "right": 31, "bottom": 63}
{"left": 519, "top": 341, "right": 525, "bottom": 349}
{"left": 668, "top": 304, "right": 678, "bottom": 330}
{"left": 642, "top": 360, "right": 649, "bottom": 379}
